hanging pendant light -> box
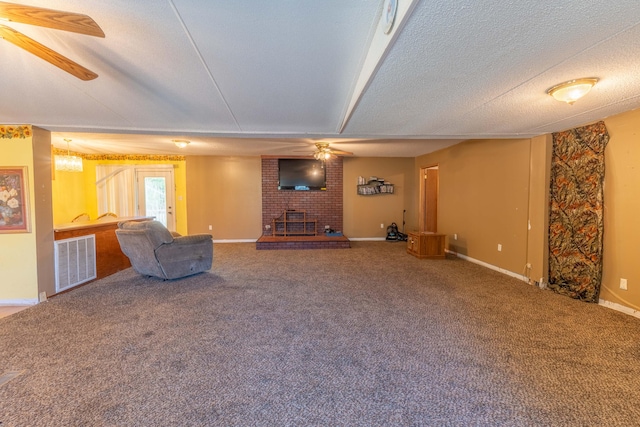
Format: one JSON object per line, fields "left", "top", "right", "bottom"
{"left": 55, "top": 139, "right": 83, "bottom": 172}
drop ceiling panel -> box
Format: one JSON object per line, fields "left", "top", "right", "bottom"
{"left": 2, "top": 1, "right": 239, "bottom": 132}
{"left": 172, "top": 0, "right": 379, "bottom": 133}
{"left": 343, "top": 0, "right": 640, "bottom": 137}
{"left": 3, "top": 1, "right": 640, "bottom": 157}
{"left": 432, "top": 22, "right": 640, "bottom": 137}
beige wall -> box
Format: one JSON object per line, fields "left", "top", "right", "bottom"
{"left": 343, "top": 157, "right": 415, "bottom": 238}
{"left": 32, "top": 127, "right": 55, "bottom": 298}
{"left": 412, "top": 109, "right": 640, "bottom": 312}
{"left": 184, "top": 156, "right": 416, "bottom": 240}
{"left": 526, "top": 134, "right": 552, "bottom": 284}
{"left": 186, "top": 156, "right": 262, "bottom": 239}
{"left": 415, "top": 138, "right": 533, "bottom": 276}
{"left": 600, "top": 109, "right": 640, "bottom": 310}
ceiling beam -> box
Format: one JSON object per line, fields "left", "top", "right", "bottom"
{"left": 339, "top": 0, "right": 419, "bottom": 133}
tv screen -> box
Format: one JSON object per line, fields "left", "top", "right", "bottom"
{"left": 278, "top": 159, "right": 326, "bottom": 191}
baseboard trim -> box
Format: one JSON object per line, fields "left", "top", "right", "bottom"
{"left": 598, "top": 299, "right": 640, "bottom": 319}
{"left": 446, "top": 251, "right": 640, "bottom": 319}
{"left": 216, "top": 237, "right": 391, "bottom": 243}
{"left": 0, "top": 299, "right": 38, "bottom": 306}
{"left": 446, "top": 249, "right": 529, "bottom": 283}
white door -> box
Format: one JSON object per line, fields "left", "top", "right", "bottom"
{"left": 136, "top": 169, "right": 176, "bottom": 232}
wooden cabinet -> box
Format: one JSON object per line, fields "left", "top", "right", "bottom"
{"left": 406, "top": 232, "right": 445, "bottom": 259}
{"left": 272, "top": 210, "right": 317, "bottom": 236}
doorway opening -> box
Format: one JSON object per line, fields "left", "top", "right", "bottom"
{"left": 96, "top": 165, "right": 176, "bottom": 232}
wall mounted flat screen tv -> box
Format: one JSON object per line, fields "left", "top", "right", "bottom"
{"left": 278, "top": 159, "right": 326, "bottom": 191}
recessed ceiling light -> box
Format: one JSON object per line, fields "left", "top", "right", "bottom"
{"left": 546, "top": 78, "right": 599, "bottom": 105}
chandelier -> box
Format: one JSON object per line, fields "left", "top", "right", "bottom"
{"left": 55, "top": 139, "right": 83, "bottom": 172}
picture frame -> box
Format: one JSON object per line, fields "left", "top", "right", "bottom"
{"left": 0, "top": 166, "right": 31, "bottom": 233}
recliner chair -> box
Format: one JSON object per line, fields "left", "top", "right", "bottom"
{"left": 115, "top": 220, "right": 213, "bottom": 279}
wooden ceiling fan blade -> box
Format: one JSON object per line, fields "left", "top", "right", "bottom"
{"left": 0, "top": 2, "right": 104, "bottom": 37}
{"left": 330, "top": 149, "right": 354, "bottom": 156}
{"left": 0, "top": 25, "right": 98, "bottom": 80}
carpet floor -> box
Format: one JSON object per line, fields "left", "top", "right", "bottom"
{"left": 1, "top": 242, "right": 640, "bottom": 426}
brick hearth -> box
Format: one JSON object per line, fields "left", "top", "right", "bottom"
{"left": 255, "top": 235, "right": 350, "bottom": 250}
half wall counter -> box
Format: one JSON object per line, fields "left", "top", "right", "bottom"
{"left": 53, "top": 216, "right": 153, "bottom": 294}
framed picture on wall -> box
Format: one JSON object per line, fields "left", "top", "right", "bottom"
{"left": 0, "top": 166, "right": 31, "bottom": 233}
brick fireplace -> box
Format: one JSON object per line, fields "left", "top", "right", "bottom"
{"left": 257, "top": 156, "right": 349, "bottom": 249}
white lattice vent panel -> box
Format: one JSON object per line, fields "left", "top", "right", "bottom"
{"left": 55, "top": 235, "right": 97, "bottom": 293}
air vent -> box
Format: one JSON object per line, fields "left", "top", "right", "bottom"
{"left": 54, "top": 235, "right": 97, "bottom": 293}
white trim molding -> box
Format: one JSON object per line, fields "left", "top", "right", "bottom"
{"left": 448, "top": 250, "right": 529, "bottom": 283}
{"left": 213, "top": 239, "right": 257, "bottom": 244}
{"left": 447, "top": 250, "right": 640, "bottom": 320}
{"left": 598, "top": 299, "right": 640, "bottom": 319}
{"left": 0, "top": 299, "right": 38, "bottom": 306}
{"left": 348, "top": 237, "right": 387, "bottom": 241}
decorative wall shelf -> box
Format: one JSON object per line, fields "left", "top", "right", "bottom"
{"left": 357, "top": 176, "right": 394, "bottom": 195}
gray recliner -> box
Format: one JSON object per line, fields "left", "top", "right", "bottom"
{"left": 115, "top": 220, "right": 213, "bottom": 279}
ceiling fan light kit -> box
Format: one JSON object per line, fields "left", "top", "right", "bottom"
{"left": 313, "top": 143, "right": 333, "bottom": 160}
{"left": 547, "top": 78, "right": 599, "bottom": 104}
{"left": 0, "top": 1, "right": 104, "bottom": 80}
{"left": 314, "top": 151, "right": 332, "bottom": 161}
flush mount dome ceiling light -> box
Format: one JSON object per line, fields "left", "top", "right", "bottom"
{"left": 546, "top": 78, "right": 599, "bottom": 105}
{"left": 173, "top": 139, "right": 190, "bottom": 148}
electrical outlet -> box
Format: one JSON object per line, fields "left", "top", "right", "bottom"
{"left": 380, "top": 223, "right": 384, "bottom": 228}
{"left": 454, "top": 233, "right": 458, "bottom": 240}
{"left": 39, "top": 292, "right": 47, "bottom": 303}
{"left": 620, "top": 278, "right": 628, "bottom": 290}
{"left": 208, "top": 225, "right": 213, "bottom": 231}
{"left": 497, "top": 244, "right": 502, "bottom": 252}
{"left": 325, "top": 225, "right": 330, "bottom": 229}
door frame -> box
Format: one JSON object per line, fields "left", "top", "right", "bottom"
{"left": 135, "top": 166, "right": 176, "bottom": 232}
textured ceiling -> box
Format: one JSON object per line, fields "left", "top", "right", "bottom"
{"left": 2, "top": 0, "right": 640, "bottom": 157}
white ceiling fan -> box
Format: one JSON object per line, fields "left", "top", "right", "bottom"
{"left": 0, "top": 1, "right": 104, "bottom": 80}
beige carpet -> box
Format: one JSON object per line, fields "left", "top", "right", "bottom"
{"left": 1, "top": 242, "right": 639, "bottom": 426}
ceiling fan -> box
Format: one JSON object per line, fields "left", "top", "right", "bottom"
{"left": 0, "top": 1, "right": 104, "bottom": 80}
{"left": 296, "top": 142, "right": 354, "bottom": 160}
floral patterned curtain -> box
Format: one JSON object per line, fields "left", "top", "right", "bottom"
{"left": 548, "top": 121, "right": 609, "bottom": 302}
